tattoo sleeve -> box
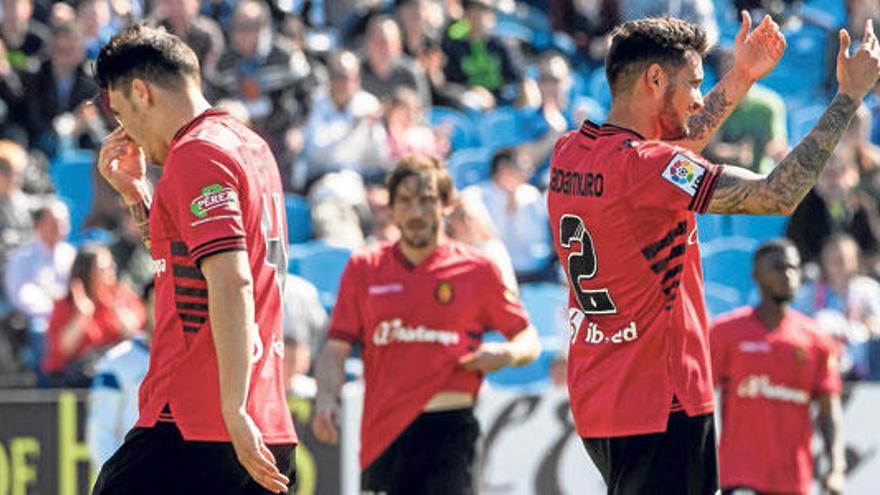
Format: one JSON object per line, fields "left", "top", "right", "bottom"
{"left": 686, "top": 89, "right": 733, "bottom": 143}
{"left": 128, "top": 196, "right": 152, "bottom": 252}
{"left": 707, "top": 93, "right": 859, "bottom": 215}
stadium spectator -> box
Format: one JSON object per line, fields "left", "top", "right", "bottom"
{"left": 154, "top": 0, "right": 224, "bottom": 79}
{"left": 299, "top": 49, "right": 389, "bottom": 189}
{"left": 308, "top": 170, "right": 370, "bottom": 249}
{"left": 92, "top": 24, "right": 296, "bottom": 494}
{"left": 0, "top": 39, "right": 27, "bottom": 144}
{"left": 704, "top": 48, "right": 789, "bottom": 174}
{"left": 441, "top": 0, "right": 526, "bottom": 108}
{"left": 394, "top": 0, "right": 444, "bottom": 59}
{"left": 282, "top": 273, "right": 328, "bottom": 397}
{"left": 547, "top": 13, "right": 878, "bottom": 493}
{"left": 77, "top": 0, "right": 115, "bottom": 61}
{"left": 711, "top": 239, "right": 845, "bottom": 495}
{"left": 87, "top": 281, "right": 154, "bottom": 470}
{"left": 446, "top": 188, "right": 518, "bottom": 291}
{"left": 467, "top": 148, "right": 555, "bottom": 282}
{"left": 786, "top": 149, "right": 880, "bottom": 264}
{"left": 0, "top": 140, "right": 36, "bottom": 279}
{"left": 42, "top": 243, "right": 144, "bottom": 388}
{"left": 4, "top": 200, "right": 75, "bottom": 381}
{"left": 312, "top": 155, "right": 540, "bottom": 493}
{"left": 549, "top": 0, "right": 618, "bottom": 64}
{"left": 0, "top": 0, "right": 50, "bottom": 73}
{"left": 385, "top": 87, "right": 446, "bottom": 159}
{"left": 793, "top": 234, "right": 880, "bottom": 380}
{"left": 516, "top": 52, "right": 575, "bottom": 169}
{"left": 210, "top": 0, "right": 315, "bottom": 158}
{"left": 21, "top": 22, "right": 99, "bottom": 155}
{"left": 360, "top": 15, "right": 430, "bottom": 109}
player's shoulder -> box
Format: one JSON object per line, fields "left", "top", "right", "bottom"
{"left": 445, "top": 239, "right": 495, "bottom": 267}
{"left": 347, "top": 241, "right": 396, "bottom": 270}
{"left": 711, "top": 306, "right": 757, "bottom": 331}
{"left": 786, "top": 310, "right": 833, "bottom": 344}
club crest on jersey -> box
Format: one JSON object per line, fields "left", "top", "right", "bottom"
{"left": 190, "top": 184, "right": 237, "bottom": 218}
{"left": 435, "top": 281, "right": 454, "bottom": 304}
{"left": 661, "top": 154, "right": 705, "bottom": 197}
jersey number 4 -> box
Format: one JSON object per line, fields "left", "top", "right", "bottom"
{"left": 559, "top": 214, "right": 617, "bottom": 314}
{"left": 261, "top": 193, "right": 288, "bottom": 296}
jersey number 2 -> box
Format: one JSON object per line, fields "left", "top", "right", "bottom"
{"left": 559, "top": 214, "right": 617, "bottom": 314}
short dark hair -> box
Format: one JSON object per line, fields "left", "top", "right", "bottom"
{"left": 490, "top": 147, "right": 517, "bottom": 177}
{"left": 94, "top": 23, "right": 200, "bottom": 94}
{"left": 753, "top": 238, "right": 798, "bottom": 266}
{"left": 605, "top": 17, "right": 709, "bottom": 96}
{"left": 386, "top": 154, "right": 453, "bottom": 206}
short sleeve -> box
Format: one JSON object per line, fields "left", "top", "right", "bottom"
{"left": 166, "top": 142, "right": 247, "bottom": 265}
{"left": 709, "top": 322, "right": 729, "bottom": 386}
{"left": 813, "top": 333, "right": 842, "bottom": 397}
{"left": 480, "top": 261, "right": 529, "bottom": 339}
{"left": 326, "top": 259, "right": 364, "bottom": 344}
{"left": 627, "top": 142, "right": 723, "bottom": 214}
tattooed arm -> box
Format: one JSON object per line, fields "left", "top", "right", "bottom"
{"left": 126, "top": 196, "right": 152, "bottom": 251}
{"left": 708, "top": 21, "right": 880, "bottom": 215}
{"left": 707, "top": 93, "right": 857, "bottom": 215}
{"left": 97, "top": 127, "right": 152, "bottom": 251}
{"left": 671, "top": 11, "right": 786, "bottom": 153}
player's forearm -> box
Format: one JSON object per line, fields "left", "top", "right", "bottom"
{"left": 314, "top": 340, "right": 350, "bottom": 405}
{"left": 203, "top": 255, "right": 257, "bottom": 418}
{"left": 819, "top": 395, "right": 847, "bottom": 474}
{"left": 505, "top": 326, "right": 541, "bottom": 367}
{"left": 123, "top": 186, "right": 152, "bottom": 252}
{"left": 707, "top": 92, "right": 858, "bottom": 215}
{"left": 671, "top": 67, "right": 754, "bottom": 153}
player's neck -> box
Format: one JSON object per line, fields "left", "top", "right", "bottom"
{"left": 605, "top": 100, "right": 657, "bottom": 140}
{"left": 398, "top": 237, "right": 442, "bottom": 266}
{"left": 755, "top": 300, "right": 787, "bottom": 330}
{"left": 158, "top": 88, "right": 213, "bottom": 155}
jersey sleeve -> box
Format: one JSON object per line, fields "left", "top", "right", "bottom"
{"left": 326, "top": 258, "right": 364, "bottom": 344}
{"left": 479, "top": 260, "right": 530, "bottom": 339}
{"left": 627, "top": 142, "right": 723, "bottom": 213}
{"left": 813, "top": 333, "right": 842, "bottom": 397}
{"left": 165, "top": 142, "right": 247, "bottom": 266}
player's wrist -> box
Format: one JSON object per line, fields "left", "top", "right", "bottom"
{"left": 120, "top": 181, "right": 150, "bottom": 205}
{"left": 729, "top": 63, "right": 758, "bottom": 85}
{"left": 835, "top": 87, "right": 864, "bottom": 104}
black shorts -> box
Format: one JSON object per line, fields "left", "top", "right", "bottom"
{"left": 582, "top": 411, "right": 719, "bottom": 495}
{"left": 93, "top": 421, "right": 297, "bottom": 495}
{"left": 361, "top": 408, "right": 479, "bottom": 495}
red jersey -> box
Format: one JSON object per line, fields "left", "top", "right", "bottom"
{"left": 42, "top": 286, "right": 145, "bottom": 373}
{"left": 547, "top": 121, "right": 723, "bottom": 437}
{"left": 328, "top": 240, "right": 529, "bottom": 468}
{"left": 711, "top": 307, "right": 841, "bottom": 494}
{"left": 138, "top": 109, "right": 297, "bottom": 444}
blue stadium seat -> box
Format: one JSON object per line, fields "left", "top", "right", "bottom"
{"left": 789, "top": 103, "right": 827, "bottom": 144}
{"left": 728, "top": 216, "right": 788, "bottom": 242}
{"left": 587, "top": 67, "right": 612, "bottom": 109}
{"left": 49, "top": 149, "right": 95, "bottom": 243}
{"left": 478, "top": 107, "right": 524, "bottom": 152}
{"left": 701, "top": 236, "right": 759, "bottom": 317}
{"left": 284, "top": 193, "right": 312, "bottom": 244}
{"left": 696, "top": 214, "right": 730, "bottom": 242}
{"left": 288, "top": 241, "right": 351, "bottom": 309}
{"left": 518, "top": 282, "right": 568, "bottom": 338}
{"left": 429, "top": 107, "right": 479, "bottom": 151}
{"left": 447, "top": 147, "right": 493, "bottom": 188}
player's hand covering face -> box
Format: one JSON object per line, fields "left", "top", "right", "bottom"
{"left": 97, "top": 126, "right": 147, "bottom": 203}
{"left": 392, "top": 172, "right": 445, "bottom": 249}
{"left": 731, "top": 11, "right": 786, "bottom": 82}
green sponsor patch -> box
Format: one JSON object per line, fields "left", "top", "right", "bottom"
{"left": 190, "top": 184, "right": 237, "bottom": 218}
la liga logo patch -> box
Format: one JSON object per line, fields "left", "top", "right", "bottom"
{"left": 661, "top": 154, "right": 706, "bottom": 197}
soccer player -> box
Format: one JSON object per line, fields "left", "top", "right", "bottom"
{"left": 546, "top": 13, "right": 880, "bottom": 494}
{"left": 311, "top": 154, "right": 541, "bottom": 494}
{"left": 711, "top": 239, "right": 844, "bottom": 495}
{"left": 91, "top": 25, "right": 296, "bottom": 494}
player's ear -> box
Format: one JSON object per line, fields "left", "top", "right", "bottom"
{"left": 130, "top": 78, "right": 152, "bottom": 108}
{"left": 645, "top": 63, "right": 666, "bottom": 95}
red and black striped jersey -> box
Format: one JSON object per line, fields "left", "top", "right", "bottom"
{"left": 137, "top": 109, "right": 296, "bottom": 444}
{"left": 547, "top": 120, "right": 723, "bottom": 438}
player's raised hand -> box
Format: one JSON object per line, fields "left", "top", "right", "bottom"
{"left": 312, "top": 399, "right": 340, "bottom": 445}
{"left": 225, "top": 410, "right": 290, "bottom": 493}
{"left": 97, "top": 126, "right": 147, "bottom": 204}
{"left": 836, "top": 19, "right": 880, "bottom": 100}
{"left": 732, "top": 11, "right": 787, "bottom": 82}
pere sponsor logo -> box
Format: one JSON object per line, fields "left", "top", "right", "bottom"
{"left": 568, "top": 308, "right": 638, "bottom": 345}
{"left": 190, "top": 183, "right": 238, "bottom": 218}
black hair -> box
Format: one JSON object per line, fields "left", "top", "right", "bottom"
{"left": 753, "top": 238, "right": 798, "bottom": 266}
{"left": 386, "top": 154, "right": 453, "bottom": 206}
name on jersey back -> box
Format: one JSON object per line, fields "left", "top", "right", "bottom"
{"left": 549, "top": 167, "right": 604, "bottom": 197}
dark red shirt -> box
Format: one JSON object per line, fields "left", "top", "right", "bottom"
{"left": 711, "top": 307, "right": 841, "bottom": 494}
{"left": 328, "top": 240, "right": 529, "bottom": 468}
{"left": 547, "top": 121, "right": 723, "bottom": 437}
{"left": 137, "top": 109, "right": 296, "bottom": 444}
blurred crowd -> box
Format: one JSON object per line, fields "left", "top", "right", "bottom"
{"left": 0, "top": 0, "right": 880, "bottom": 396}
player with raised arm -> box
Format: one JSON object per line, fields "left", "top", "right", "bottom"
{"left": 547, "top": 13, "right": 880, "bottom": 495}
{"left": 311, "top": 154, "right": 541, "bottom": 494}
{"left": 91, "top": 24, "right": 296, "bottom": 494}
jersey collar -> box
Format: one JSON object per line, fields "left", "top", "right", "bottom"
{"left": 171, "top": 108, "right": 230, "bottom": 144}
{"left": 579, "top": 120, "right": 646, "bottom": 140}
